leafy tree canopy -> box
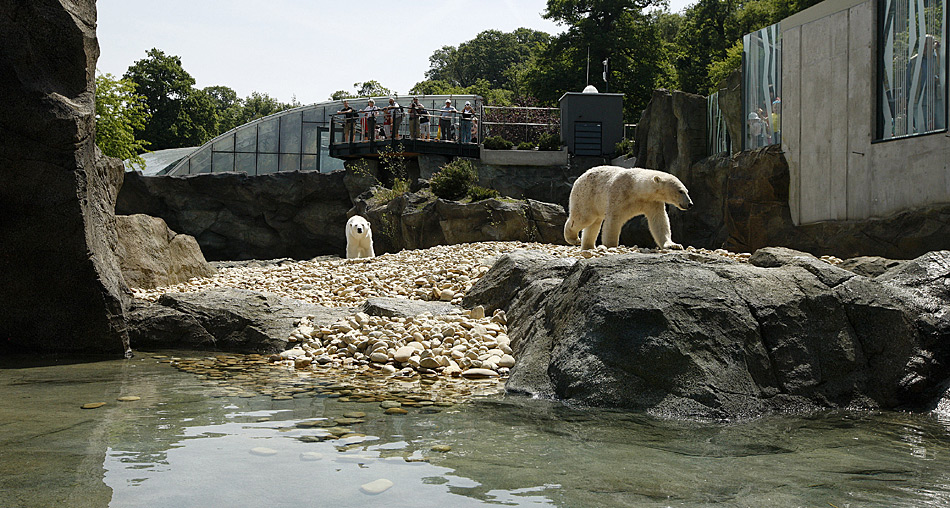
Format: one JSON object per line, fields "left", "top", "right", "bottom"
{"left": 94, "top": 72, "right": 150, "bottom": 168}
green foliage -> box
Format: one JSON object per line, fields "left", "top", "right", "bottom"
{"left": 537, "top": 132, "right": 562, "bottom": 151}
{"left": 425, "top": 28, "right": 550, "bottom": 92}
{"left": 237, "top": 91, "right": 297, "bottom": 124}
{"left": 375, "top": 178, "right": 411, "bottom": 204}
{"left": 331, "top": 80, "right": 394, "bottom": 100}
{"left": 527, "top": 1, "right": 674, "bottom": 120}
{"left": 615, "top": 138, "right": 636, "bottom": 157}
{"left": 482, "top": 136, "right": 514, "bottom": 150}
{"left": 707, "top": 40, "right": 744, "bottom": 91}
{"left": 123, "top": 48, "right": 200, "bottom": 149}
{"left": 516, "top": 141, "right": 535, "bottom": 150}
{"left": 468, "top": 186, "right": 500, "bottom": 202}
{"left": 430, "top": 159, "right": 478, "bottom": 201}
{"left": 94, "top": 72, "right": 150, "bottom": 168}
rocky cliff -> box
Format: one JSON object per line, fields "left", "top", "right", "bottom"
{"left": 0, "top": 0, "right": 129, "bottom": 354}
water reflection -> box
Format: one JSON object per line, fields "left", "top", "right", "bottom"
{"left": 4, "top": 353, "right": 950, "bottom": 507}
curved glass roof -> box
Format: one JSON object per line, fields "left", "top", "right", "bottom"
{"left": 164, "top": 94, "right": 481, "bottom": 176}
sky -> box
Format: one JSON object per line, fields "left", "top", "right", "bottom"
{"left": 96, "top": 0, "right": 694, "bottom": 106}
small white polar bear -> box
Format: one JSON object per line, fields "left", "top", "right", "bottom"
{"left": 345, "top": 215, "right": 375, "bottom": 259}
{"left": 564, "top": 165, "right": 693, "bottom": 250}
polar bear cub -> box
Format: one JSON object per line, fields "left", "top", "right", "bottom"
{"left": 345, "top": 215, "right": 375, "bottom": 259}
{"left": 564, "top": 165, "right": 693, "bottom": 250}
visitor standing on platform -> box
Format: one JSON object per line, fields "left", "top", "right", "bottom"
{"left": 439, "top": 99, "right": 457, "bottom": 141}
{"left": 362, "top": 99, "right": 379, "bottom": 142}
{"left": 337, "top": 100, "right": 357, "bottom": 143}
{"left": 386, "top": 97, "right": 403, "bottom": 140}
{"left": 460, "top": 101, "right": 475, "bottom": 144}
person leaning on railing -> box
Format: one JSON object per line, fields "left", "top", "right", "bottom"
{"left": 385, "top": 97, "right": 403, "bottom": 140}
{"left": 337, "top": 99, "right": 358, "bottom": 143}
{"left": 408, "top": 97, "right": 423, "bottom": 140}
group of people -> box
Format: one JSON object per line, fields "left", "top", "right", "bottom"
{"left": 747, "top": 97, "right": 781, "bottom": 147}
{"left": 337, "top": 97, "right": 478, "bottom": 143}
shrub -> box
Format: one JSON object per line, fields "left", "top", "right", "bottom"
{"left": 516, "top": 141, "right": 535, "bottom": 150}
{"left": 430, "top": 159, "right": 477, "bottom": 201}
{"left": 483, "top": 135, "right": 513, "bottom": 150}
{"left": 537, "top": 132, "right": 562, "bottom": 151}
{"left": 374, "top": 178, "right": 411, "bottom": 204}
{"left": 468, "top": 185, "right": 500, "bottom": 202}
{"left": 615, "top": 138, "right": 636, "bottom": 157}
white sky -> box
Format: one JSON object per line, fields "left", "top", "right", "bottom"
{"left": 95, "top": 0, "right": 694, "bottom": 105}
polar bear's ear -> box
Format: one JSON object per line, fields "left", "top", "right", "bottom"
{"left": 653, "top": 175, "right": 662, "bottom": 183}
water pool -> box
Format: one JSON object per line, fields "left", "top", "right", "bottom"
{"left": 3, "top": 352, "right": 950, "bottom": 507}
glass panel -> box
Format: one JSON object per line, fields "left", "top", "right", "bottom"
{"left": 742, "top": 23, "right": 782, "bottom": 150}
{"left": 190, "top": 148, "right": 211, "bottom": 174}
{"left": 235, "top": 152, "right": 256, "bottom": 175}
{"left": 212, "top": 152, "right": 234, "bottom": 173}
{"left": 301, "top": 154, "right": 317, "bottom": 172}
{"left": 212, "top": 133, "right": 234, "bottom": 152}
{"left": 258, "top": 117, "right": 279, "bottom": 153}
{"left": 302, "top": 107, "right": 323, "bottom": 122}
{"left": 280, "top": 112, "right": 302, "bottom": 154}
{"left": 279, "top": 153, "right": 300, "bottom": 172}
{"left": 235, "top": 125, "right": 257, "bottom": 152}
{"left": 302, "top": 123, "right": 319, "bottom": 154}
{"left": 258, "top": 153, "right": 278, "bottom": 174}
{"left": 707, "top": 92, "right": 731, "bottom": 155}
{"left": 319, "top": 131, "right": 343, "bottom": 172}
{"left": 879, "top": 0, "right": 946, "bottom": 139}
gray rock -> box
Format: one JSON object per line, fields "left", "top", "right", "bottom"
{"left": 353, "top": 190, "right": 569, "bottom": 255}
{"left": 0, "top": 1, "right": 130, "bottom": 354}
{"left": 359, "top": 297, "right": 461, "bottom": 318}
{"left": 466, "top": 249, "right": 950, "bottom": 419}
{"left": 838, "top": 256, "right": 906, "bottom": 278}
{"left": 127, "top": 288, "right": 354, "bottom": 353}
{"left": 116, "top": 170, "right": 353, "bottom": 261}
{"left": 116, "top": 214, "right": 216, "bottom": 289}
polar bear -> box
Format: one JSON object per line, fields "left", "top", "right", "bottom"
{"left": 564, "top": 165, "right": 693, "bottom": 250}
{"left": 345, "top": 215, "right": 375, "bottom": 259}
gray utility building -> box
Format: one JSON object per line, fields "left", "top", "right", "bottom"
{"left": 559, "top": 87, "right": 624, "bottom": 156}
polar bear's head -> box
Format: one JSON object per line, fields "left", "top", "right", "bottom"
{"left": 653, "top": 174, "right": 693, "bottom": 211}
{"left": 346, "top": 215, "right": 372, "bottom": 239}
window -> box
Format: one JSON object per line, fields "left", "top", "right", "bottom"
{"left": 743, "top": 23, "right": 783, "bottom": 150}
{"left": 878, "top": 0, "right": 947, "bottom": 139}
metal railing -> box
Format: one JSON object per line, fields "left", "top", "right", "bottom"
{"left": 329, "top": 107, "right": 480, "bottom": 147}
{"left": 480, "top": 105, "right": 560, "bottom": 145}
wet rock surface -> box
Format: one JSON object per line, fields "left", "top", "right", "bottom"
{"left": 465, "top": 248, "right": 950, "bottom": 419}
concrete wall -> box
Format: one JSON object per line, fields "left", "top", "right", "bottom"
{"left": 783, "top": 0, "right": 950, "bottom": 225}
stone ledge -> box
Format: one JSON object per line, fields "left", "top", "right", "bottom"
{"left": 480, "top": 147, "right": 568, "bottom": 166}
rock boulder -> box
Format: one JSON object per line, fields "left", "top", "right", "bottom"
{"left": 466, "top": 248, "right": 950, "bottom": 419}
{"left": 352, "top": 189, "right": 568, "bottom": 254}
{"left": 127, "top": 288, "right": 353, "bottom": 353}
{"left": 0, "top": 0, "right": 130, "bottom": 354}
{"left": 116, "top": 214, "right": 216, "bottom": 289}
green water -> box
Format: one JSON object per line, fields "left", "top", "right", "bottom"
{"left": 3, "top": 352, "right": 950, "bottom": 508}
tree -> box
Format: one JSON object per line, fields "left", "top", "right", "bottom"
{"left": 236, "top": 91, "right": 296, "bottom": 124}
{"left": 123, "top": 48, "right": 199, "bottom": 149}
{"left": 527, "top": 0, "right": 672, "bottom": 120}
{"left": 94, "top": 72, "right": 150, "bottom": 168}
{"left": 203, "top": 85, "right": 242, "bottom": 134}
{"left": 424, "top": 29, "right": 551, "bottom": 92}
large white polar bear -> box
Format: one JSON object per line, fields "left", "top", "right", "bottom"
{"left": 345, "top": 215, "right": 375, "bottom": 259}
{"left": 564, "top": 165, "right": 693, "bottom": 250}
